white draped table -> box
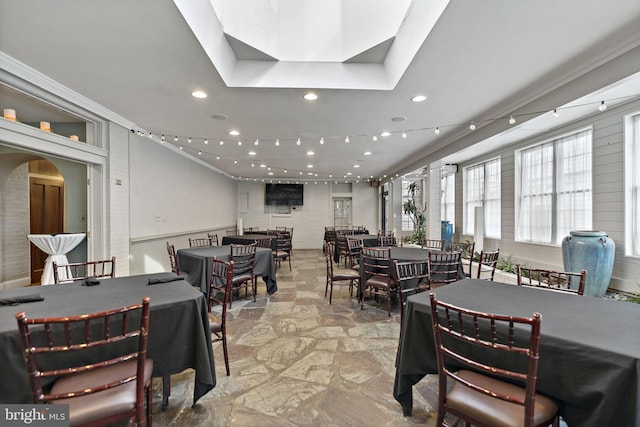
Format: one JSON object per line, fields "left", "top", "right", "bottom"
{"left": 27, "top": 233, "right": 86, "bottom": 285}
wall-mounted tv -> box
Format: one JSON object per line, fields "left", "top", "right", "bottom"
{"left": 265, "top": 183, "right": 304, "bottom": 206}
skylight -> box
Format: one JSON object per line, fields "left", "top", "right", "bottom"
{"left": 210, "top": 0, "right": 411, "bottom": 62}
{"left": 174, "top": 0, "right": 450, "bottom": 89}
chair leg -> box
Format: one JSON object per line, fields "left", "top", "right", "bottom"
{"left": 146, "top": 383, "right": 153, "bottom": 426}
{"left": 325, "top": 274, "right": 329, "bottom": 298}
{"left": 222, "top": 335, "right": 230, "bottom": 376}
{"left": 329, "top": 280, "right": 333, "bottom": 304}
{"left": 162, "top": 374, "right": 170, "bottom": 410}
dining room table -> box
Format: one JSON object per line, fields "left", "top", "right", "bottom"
{"left": 222, "top": 234, "right": 277, "bottom": 251}
{"left": 177, "top": 245, "right": 278, "bottom": 295}
{"left": 0, "top": 272, "right": 215, "bottom": 407}
{"left": 27, "top": 233, "right": 86, "bottom": 285}
{"left": 393, "top": 278, "right": 640, "bottom": 427}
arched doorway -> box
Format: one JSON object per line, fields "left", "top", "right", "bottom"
{"left": 28, "top": 159, "right": 65, "bottom": 284}
{"left": 0, "top": 151, "right": 87, "bottom": 287}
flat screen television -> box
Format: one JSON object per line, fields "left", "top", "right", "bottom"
{"left": 265, "top": 183, "right": 304, "bottom": 206}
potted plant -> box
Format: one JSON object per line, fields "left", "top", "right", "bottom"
{"left": 402, "top": 181, "right": 426, "bottom": 246}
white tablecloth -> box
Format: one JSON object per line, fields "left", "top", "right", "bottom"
{"left": 27, "top": 233, "right": 86, "bottom": 285}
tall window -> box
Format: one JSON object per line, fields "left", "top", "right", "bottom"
{"left": 463, "top": 158, "right": 501, "bottom": 238}
{"left": 441, "top": 173, "right": 455, "bottom": 226}
{"left": 516, "top": 129, "right": 592, "bottom": 244}
{"left": 402, "top": 179, "right": 423, "bottom": 231}
{"left": 626, "top": 113, "right": 640, "bottom": 256}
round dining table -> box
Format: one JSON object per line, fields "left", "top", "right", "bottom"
{"left": 27, "top": 233, "right": 86, "bottom": 285}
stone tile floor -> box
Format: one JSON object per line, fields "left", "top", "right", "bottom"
{"left": 149, "top": 249, "right": 440, "bottom": 426}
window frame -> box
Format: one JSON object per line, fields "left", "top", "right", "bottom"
{"left": 463, "top": 157, "right": 501, "bottom": 239}
{"left": 401, "top": 178, "right": 424, "bottom": 232}
{"left": 441, "top": 172, "right": 455, "bottom": 227}
{"left": 624, "top": 111, "right": 640, "bottom": 257}
{"left": 515, "top": 127, "right": 593, "bottom": 245}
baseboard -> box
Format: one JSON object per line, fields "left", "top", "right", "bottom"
{"left": 0, "top": 276, "right": 32, "bottom": 291}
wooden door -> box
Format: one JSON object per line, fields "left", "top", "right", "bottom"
{"left": 30, "top": 177, "right": 64, "bottom": 284}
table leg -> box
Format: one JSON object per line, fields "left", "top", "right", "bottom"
{"left": 162, "top": 374, "right": 170, "bottom": 410}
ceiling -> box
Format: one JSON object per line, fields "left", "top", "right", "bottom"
{"left": 1, "top": 0, "right": 640, "bottom": 183}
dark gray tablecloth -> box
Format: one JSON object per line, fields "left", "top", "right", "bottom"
{"left": 177, "top": 246, "right": 277, "bottom": 295}
{"left": 394, "top": 278, "right": 640, "bottom": 427}
{"left": 0, "top": 272, "right": 215, "bottom": 405}
{"left": 222, "top": 234, "right": 277, "bottom": 251}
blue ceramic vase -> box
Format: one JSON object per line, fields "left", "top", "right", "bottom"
{"left": 441, "top": 221, "right": 453, "bottom": 251}
{"left": 562, "top": 231, "right": 615, "bottom": 297}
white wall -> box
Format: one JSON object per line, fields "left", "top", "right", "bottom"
{"left": 237, "top": 180, "right": 378, "bottom": 249}
{"left": 0, "top": 162, "right": 29, "bottom": 289}
{"left": 129, "top": 135, "right": 238, "bottom": 274}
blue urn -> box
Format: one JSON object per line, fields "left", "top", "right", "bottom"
{"left": 562, "top": 231, "right": 615, "bottom": 297}
{"left": 441, "top": 221, "right": 453, "bottom": 251}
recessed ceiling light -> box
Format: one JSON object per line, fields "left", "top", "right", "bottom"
{"left": 411, "top": 94, "right": 427, "bottom": 102}
{"left": 268, "top": 172, "right": 274, "bottom": 175}
{"left": 260, "top": 164, "right": 266, "bottom": 168}
{"left": 380, "top": 131, "right": 391, "bottom": 137}
{"left": 307, "top": 164, "right": 314, "bottom": 168}
{"left": 307, "top": 151, "right": 314, "bottom": 156}
{"left": 248, "top": 151, "right": 256, "bottom": 156}
{"left": 229, "top": 130, "right": 240, "bottom": 136}
{"left": 192, "top": 90, "right": 207, "bottom": 99}
{"left": 354, "top": 165, "right": 360, "bottom": 168}
{"left": 303, "top": 92, "right": 318, "bottom": 101}
{"left": 364, "top": 151, "right": 372, "bottom": 156}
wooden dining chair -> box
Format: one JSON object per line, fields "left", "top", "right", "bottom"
{"left": 476, "top": 249, "right": 500, "bottom": 281}
{"left": 360, "top": 246, "right": 395, "bottom": 316}
{"left": 377, "top": 234, "right": 397, "bottom": 247}
{"left": 15, "top": 297, "right": 153, "bottom": 427}
{"left": 254, "top": 238, "right": 273, "bottom": 248}
{"left": 393, "top": 260, "right": 429, "bottom": 324}
{"left": 52, "top": 256, "right": 116, "bottom": 284}
{"left": 450, "top": 241, "right": 475, "bottom": 276}
{"left": 166, "top": 242, "right": 180, "bottom": 275}
{"left": 516, "top": 266, "right": 587, "bottom": 295}
{"left": 346, "top": 237, "right": 364, "bottom": 271}
{"left": 273, "top": 233, "right": 292, "bottom": 271}
{"left": 208, "top": 258, "right": 234, "bottom": 376}
{"left": 229, "top": 243, "right": 257, "bottom": 306}
{"left": 423, "top": 239, "right": 445, "bottom": 250}
{"left": 226, "top": 228, "right": 238, "bottom": 236}
{"left": 324, "top": 242, "right": 359, "bottom": 303}
{"left": 429, "top": 292, "right": 558, "bottom": 427}
{"left": 335, "top": 234, "right": 351, "bottom": 268}
{"left": 427, "top": 251, "right": 461, "bottom": 288}
{"left": 189, "top": 237, "right": 212, "bottom": 247}
{"left": 207, "top": 233, "right": 219, "bottom": 246}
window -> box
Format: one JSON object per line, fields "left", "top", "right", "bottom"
{"left": 516, "top": 129, "right": 592, "bottom": 244}
{"left": 463, "top": 158, "right": 501, "bottom": 238}
{"left": 625, "top": 112, "right": 640, "bottom": 256}
{"left": 402, "top": 179, "right": 423, "bottom": 231}
{"left": 441, "top": 173, "right": 455, "bottom": 226}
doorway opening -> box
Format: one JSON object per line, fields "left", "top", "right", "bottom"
{"left": 333, "top": 197, "right": 352, "bottom": 227}
{"left": 29, "top": 160, "right": 65, "bottom": 285}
